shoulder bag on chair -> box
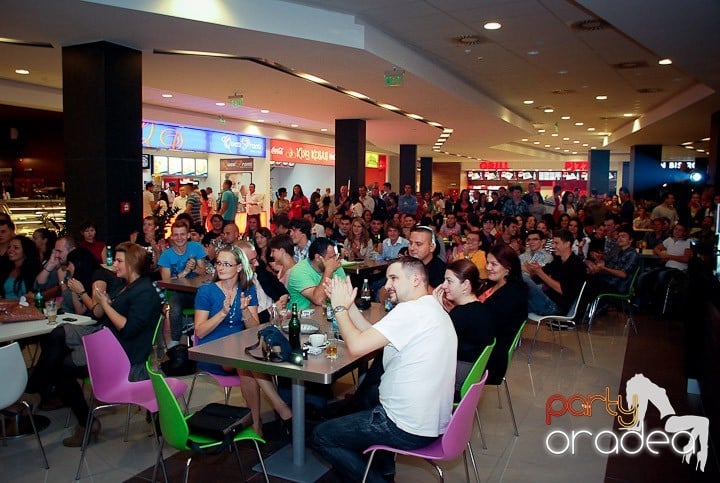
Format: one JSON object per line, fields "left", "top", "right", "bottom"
{"left": 186, "top": 403, "right": 253, "bottom": 454}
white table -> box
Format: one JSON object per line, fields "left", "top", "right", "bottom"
{"left": 0, "top": 313, "right": 95, "bottom": 343}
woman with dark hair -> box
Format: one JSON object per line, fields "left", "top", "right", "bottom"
{"left": 309, "top": 191, "right": 322, "bottom": 218}
{"left": 528, "top": 191, "right": 546, "bottom": 221}
{"left": 273, "top": 187, "right": 290, "bottom": 217}
{"left": 253, "top": 227, "right": 272, "bottom": 266}
{"left": 202, "top": 214, "right": 224, "bottom": 246}
{"left": 476, "top": 243, "right": 527, "bottom": 385}
{"left": 453, "top": 189, "right": 475, "bottom": 226}
{"left": 433, "top": 259, "right": 487, "bottom": 392}
{"left": 288, "top": 184, "right": 309, "bottom": 220}
{"left": 156, "top": 190, "right": 169, "bottom": 217}
{"left": 130, "top": 216, "right": 162, "bottom": 271}
{"left": 558, "top": 212, "right": 571, "bottom": 231}
{"left": 194, "top": 245, "right": 292, "bottom": 436}
{"left": 200, "top": 189, "right": 210, "bottom": 225}
{"left": 79, "top": 220, "right": 107, "bottom": 264}
{"left": 32, "top": 228, "right": 57, "bottom": 265}
{"left": 269, "top": 233, "right": 296, "bottom": 285}
{"left": 562, "top": 191, "right": 577, "bottom": 217}
{"left": 568, "top": 217, "right": 590, "bottom": 260}
{"left": 58, "top": 247, "right": 100, "bottom": 315}
{"left": 0, "top": 235, "right": 42, "bottom": 300}
{"left": 25, "top": 241, "right": 164, "bottom": 447}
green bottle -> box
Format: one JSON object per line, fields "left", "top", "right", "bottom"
{"left": 288, "top": 303, "right": 301, "bottom": 351}
{"left": 35, "top": 291, "right": 44, "bottom": 310}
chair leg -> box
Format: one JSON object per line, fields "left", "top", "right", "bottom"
{"left": 575, "top": 325, "right": 585, "bottom": 364}
{"left": 184, "top": 456, "right": 192, "bottom": 483}
{"left": 467, "top": 442, "right": 482, "bottom": 482}
{"left": 504, "top": 379, "right": 519, "bottom": 437}
{"left": 463, "top": 451, "right": 470, "bottom": 483}
{"left": 361, "top": 450, "right": 377, "bottom": 483}
{"left": 252, "top": 440, "right": 270, "bottom": 483}
{"left": 232, "top": 441, "right": 246, "bottom": 482}
{"left": 186, "top": 374, "right": 199, "bottom": 409}
{"left": 75, "top": 409, "right": 96, "bottom": 480}
{"left": 21, "top": 401, "right": 49, "bottom": 469}
{"left": 625, "top": 300, "right": 638, "bottom": 335}
{"left": 475, "top": 409, "right": 487, "bottom": 450}
{"left": 224, "top": 387, "right": 231, "bottom": 405}
{"left": 151, "top": 438, "right": 167, "bottom": 483}
{"left": 426, "top": 460, "right": 444, "bottom": 481}
{"left": 124, "top": 404, "right": 132, "bottom": 442}
{"left": 496, "top": 385, "right": 502, "bottom": 409}
{"left": 527, "top": 319, "right": 542, "bottom": 364}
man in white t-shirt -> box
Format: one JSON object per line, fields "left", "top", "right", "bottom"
{"left": 312, "top": 256, "right": 457, "bottom": 482}
{"left": 142, "top": 182, "right": 157, "bottom": 218}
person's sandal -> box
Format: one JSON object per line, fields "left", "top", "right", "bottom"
{"left": 62, "top": 419, "right": 101, "bottom": 447}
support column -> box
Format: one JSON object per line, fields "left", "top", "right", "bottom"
{"left": 63, "top": 41, "right": 142, "bottom": 245}
{"left": 335, "top": 119, "right": 366, "bottom": 193}
{"left": 710, "top": 111, "right": 719, "bottom": 188}
{"left": 629, "top": 144, "right": 663, "bottom": 201}
{"left": 419, "top": 157, "right": 432, "bottom": 194}
{"left": 399, "top": 144, "right": 417, "bottom": 192}
{"left": 588, "top": 149, "right": 610, "bottom": 196}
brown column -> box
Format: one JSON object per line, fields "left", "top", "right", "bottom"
{"left": 419, "top": 156, "right": 432, "bottom": 194}
{"left": 399, "top": 144, "right": 417, "bottom": 192}
{"left": 63, "top": 41, "right": 142, "bottom": 245}
{"left": 335, "top": 119, "right": 366, "bottom": 193}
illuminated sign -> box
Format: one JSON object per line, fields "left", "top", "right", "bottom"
{"left": 564, "top": 161, "right": 589, "bottom": 171}
{"left": 479, "top": 161, "right": 510, "bottom": 170}
{"left": 366, "top": 152, "right": 379, "bottom": 168}
{"left": 142, "top": 121, "right": 266, "bottom": 157}
{"left": 220, "top": 158, "right": 254, "bottom": 171}
{"left": 269, "top": 139, "right": 335, "bottom": 166}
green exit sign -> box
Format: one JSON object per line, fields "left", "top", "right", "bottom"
{"left": 384, "top": 73, "right": 404, "bottom": 87}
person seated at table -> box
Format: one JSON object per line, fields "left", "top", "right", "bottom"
{"left": 368, "top": 216, "right": 385, "bottom": 251}
{"left": 303, "top": 210, "right": 326, "bottom": 240}
{"left": 0, "top": 218, "right": 16, "bottom": 273}
{"left": 57, "top": 247, "right": 101, "bottom": 316}
{"left": 289, "top": 218, "right": 312, "bottom": 263}
{"left": 287, "top": 237, "right": 346, "bottom": 311}
{"left": 130, "top": 215, "right": 164, "bottom": 276}
{"left": 644, "top": 217, "right": 668, "bottom": 250}
{"left": 32, "top": 228, "right": 57, "bottom": 266}
{"left": 194, "top": 245, "right": 292, "bottom": 436}
{"left": 158, "top": 221, "right": 207, "bottom": 349}
{"left": 438, "top": 212, "right": 463, "bottom": 241}
{"left": 519, "top": 229, "right": 553, "bottom": 284}
{"left": 202, "top": 214, "right": 224, "bottom": 247}
{"left": 268, "top": 233, "right": 296, "bottom": 285}
{"left": 0, "top": 235, "right": 42, "bottom": 300}
{"left": 24, "top": 242, "right": 164, "bottom": 447}
{"left": 330, "top": 214, "right": 351, "bottom": 244}
{"left": 585, "top": 225, "right": 639, "bottom": 302}
{"left": 78, "top": 219, "right": 107, "bottom": 265}
{"left": 343, "top": 217, "right": 375, "bottom": 261}
{"left": 408, "top": 225, "right": 445, "bottom": 291}
{"left": 524, "top": 230, "right": 587, "bottom": 317}
{"left": 253, "top": 227, "right": 273, "bottom": 266}
{"left": 447, "top": 229, "right": 488, "bottom": 279}
{"left": 312, "top": 257, "right": 456, "bottom": 482}
{"left": 373, "top": 221, "right": 408, "bottom": 261}
{"left": 237, "top": 240, "right": 289, "bottom": 323}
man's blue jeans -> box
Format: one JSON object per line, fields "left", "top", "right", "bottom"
{"left": 526, "top": 278, "right": 560, "bottom": 316}
{"left": 312, "top": 405, "right": 436, "bottom": 483}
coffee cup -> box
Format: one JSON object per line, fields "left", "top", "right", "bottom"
{"left": 308, "top": 333, "right": 327, "bottom": 347}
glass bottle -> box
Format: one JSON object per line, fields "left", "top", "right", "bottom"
{"left": 288, "top": 303, "right": 301, "bottom": 351}
{"left": 35, "top": 291, "right": 44, "bottom": 310}
{"left": 361, "top": 279, "right": 371, "bottom": 304}
{"left": 106, "top": 245, "right": 113, "bottom": 266}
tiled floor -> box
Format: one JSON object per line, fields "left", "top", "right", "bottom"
{"left": 2, "top": 312, "right": 636, "bottom": 482}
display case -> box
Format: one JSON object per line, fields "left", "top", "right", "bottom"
{"left": 0, "top": 199, "right": 66, "bottom": 236}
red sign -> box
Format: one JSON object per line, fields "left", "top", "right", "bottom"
{"left": 564, "top": 161, "right": 589, "bottom": 171}
{"left": 479, "top": 161, "right": 509, "bottom": 170}
{"left": 270, "top": 139, "right": 335, "bottom": 166}
{"left": 120, "top": 201, "right": 131, "bottom": 214}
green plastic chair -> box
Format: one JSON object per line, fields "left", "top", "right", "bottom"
{"left": 456, "top": 339, "right": 496, "bottom": 452}
{"left": 586, "top": 267, "right": 640, "bottom": 334}
{"left": 489, "top": 321, "right": 526, "bottom": 437}
{"left": 146, "top": 361, "right": 269, "bottom": 483}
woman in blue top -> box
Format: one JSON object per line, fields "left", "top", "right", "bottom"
{"left": 194, "top": 245, "right": 292, "bottom": 436}
{"left": 0, "top": 235, "right": 42, "bottom": 300}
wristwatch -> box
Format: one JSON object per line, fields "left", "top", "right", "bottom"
{"left": 333, "top": 305, "right": 349, "bottom": 314}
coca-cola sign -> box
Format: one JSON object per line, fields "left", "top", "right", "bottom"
{"left": 270, "top": 139, "right": 335, "bottom": 166}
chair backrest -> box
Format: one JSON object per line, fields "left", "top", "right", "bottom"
{"left": 83, "top": 328, "right": 131, "bottom": 402}
{"left": 152, "top": 305, "right": 168, "bottom": 346}
{"left": 626, "top": 267, "right": 641, "bottom": 295}
{"left": 507, "top": 320, "right": 527, "bottom": 366}
{"left": 566, "top": 281, "right": 589, "bottom": 319}
{"left": 147, "top": 361, "right": 191, "bottom": 450}
{"left": 441, "top": 372, "right": 488, "bottom": 457}
{"left": 459, "top": 339, "right": 496, "bottom": 399}
{"left": 0, "top": 342, "right": 26, "bottom": 410}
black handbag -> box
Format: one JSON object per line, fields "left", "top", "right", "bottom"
{"left": 245, "top": 325, "right": 292, "bottom": 362}
{"left": 160, "top": 344, "right": 196, "bottom": 377}
{"left": 186, "top": 403, "right": 253, "bottom": 454}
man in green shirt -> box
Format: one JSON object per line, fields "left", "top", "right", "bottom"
{"left": 218, "top": 179, "right": 238, "bottom": 224}
{"left": 287, "top": 237, "right": 346, "bottom": 311}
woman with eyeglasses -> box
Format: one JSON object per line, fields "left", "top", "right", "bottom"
{"left": 194, "top": 245, "right": 292, "bottom": 436}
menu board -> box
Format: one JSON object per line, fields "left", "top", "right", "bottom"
{"left": 499, "top": 171, "right": 515, "bottom": 181}
{"left": 195, "top": 158, "right": 208, "bottom": 176}
{"left": 182, "top": 158, "right": 195, "bottom": 175}
{"left": 517, "top": 171, "right": 537, "bottom": 180}
{"left": 153, "top": 156, "right": 168, "bottom": 174}
{"left": 538, "top": 171, "right": 561, "bottom": 181}
{"left": 168, "top": 157, "right": 182, "bottom": 175}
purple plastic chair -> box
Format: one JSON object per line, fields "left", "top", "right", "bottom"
{"left": 361, "top": 372, "right": 488, "bottom": 483}
{"left": 75, "top": 328, "right": 188, "bottom": 480}
{"left": 186, "top": 334, "right": 242, "bottom": 407}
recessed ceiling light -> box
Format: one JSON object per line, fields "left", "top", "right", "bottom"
{"left": 582, "top": 143, "right": 589, "bottom": 147}
{"left": 658, "top": 58, "right": 672, "bottom": 65}
{"left": 587, "top": 127, "right": 596, "bottom": 131}
{"left": 260, "top": 109, "right": 270, "bottom": 113}
{"left": 623, "top": 113, "right": 634, "bottom": 117}
{"left": 701, "top": 137, "right": 710, "bottom": 141}
{"left": 555, "top": 147, "right": 561, "bottom": 150}
{"left": 573, "top": 140, "right": 580, "bottom": 143}
{"left": 527, "top": 50, "right": 540, "bottom": 55}
{"left": 544, "top": 144, "right": 551, "bottom": 148}
{"left": 345, "top": 90, "right": 369, "bottom": 100}
{"left": 379, "top": 103, "right": 400, "bottom": 111}
{"left": 558, "top": 69, "right": 568, "bottom": 75}
{"left": 291, "top": 124, "right": 298, "bottom": 128}
{"left": 161, "top": 93, "right": 173, "bottom": 98}
{"left": 521, "top": 138, "right": 528, "bottom": 142}
{"left": 523, "top": 100, "right": 534, "bottom": 105}
{"left": 215, "top": 102, "right": 225, "bottom": 106}
{"left": 320, "top": 128, "right": 328, "bottom": 132}
{"left": 533, "top": 141, "right": 540, "bottom": 144}
{"left": 684, "top": 145, "right": 694, "bottom": 149}
{"left": 406, "top": 113, "right": 424, "bottom": 120}
{"left": 563, "top": 137, "right": 570, "bottom": 141}
{"left": 591, "top": 146, "right": 597, "bottom": 149}
{"left": 595, "top": 95, "right": 608, "bottom": 100}
{"left": 572, "top": 151, "right": 577, "bottom": 155}
{"left": 561, "top": 115, "right": 571, "bottom": 120}
{"left": 256, "top": 119, "right": 264, "bottom": 123}
{"left": 574, "top": 122, "right": 584, "bottom": 126}
{"left": 15, "top": 69, "right": 30, "bottom": 75}
{"left": 543, "top": 107, "right": 554, "bottom": 113}
{"left": 537, "top": 129, "right": 546, "bottom": 133}
{"left": 551, "top": 133, "right": 558, "bottom": 137}
{"left": 563, "top": 149, "right": 570, "bottom": 152}
{"left": 484, "top": 22, "right": 501, "bottom": 30}
{"left": 696, "top": 148, "right": 704, "bottom": 152}
{"left": 681, "top": 141, "right": 694, "bottom": 145}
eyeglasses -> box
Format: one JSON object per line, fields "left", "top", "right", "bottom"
{"left": 214, "top": 261, "right": 238, "bottom": 268}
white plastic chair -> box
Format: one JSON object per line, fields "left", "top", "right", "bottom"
{"left": 0, "top": 342, "right": 49, "bottom": 469}
{"left": 527, "top": 281, "right": 587, "bottom": 365}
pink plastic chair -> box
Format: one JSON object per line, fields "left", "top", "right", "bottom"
{"left": 187, "top": 335, "right": 242, "bottom": 407}
{"left": 361, "top": 372, "right": 488, "bottom": 483}
{"left": 75, "top": 328, "right": 188, "bottom": 480}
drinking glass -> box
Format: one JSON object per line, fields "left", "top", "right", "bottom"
{"left": 45, "top": 300, "right": 58, "bottom": 325}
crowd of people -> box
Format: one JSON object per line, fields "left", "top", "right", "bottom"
{"left": 4, "top": 177, "right": 717, "bottom": 480}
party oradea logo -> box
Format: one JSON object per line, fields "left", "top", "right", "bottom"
{"left": 544, "top": 373, "right": 709, "bottom": 472}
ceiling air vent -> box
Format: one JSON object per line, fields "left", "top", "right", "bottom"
{"left": 552, "top": 89, "right": 576, "bottom": 95}
{"left": 451, "top": 35, "right": 486, "bottom": 46}
{"left": 613, "top": 61, "right": 649, "bottom": 69}
{"left": 570, "top": 19, "right": 610, "bottom": 31}
{"left": 637, "top": 87, "right": 664, "bottom": 93}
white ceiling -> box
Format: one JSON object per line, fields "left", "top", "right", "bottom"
{"left": 0, "top": 0, "right": 718, "bottom": 164}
